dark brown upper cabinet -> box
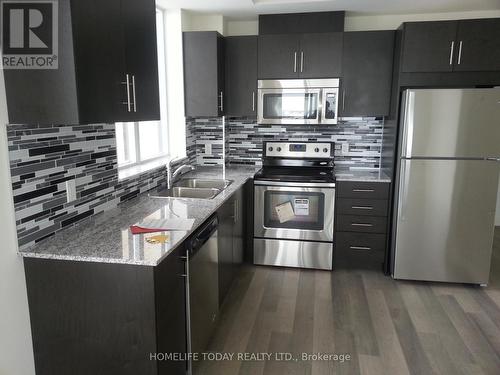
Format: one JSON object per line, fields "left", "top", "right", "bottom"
{"left": 453, "top": 18, "right": 500, "bottom": 72}
{"left": 4, "top": 0, "right": 160, "bottom": 125}
{"left": 401, "top": 18, "right": 500, "bottom": 73}
{"left": 258, "top": 32, "right": 343, "bottom": 79}
{"left": 183, "top": 31, "right": 225, "bottom": 117}
{"left": 341, "top": 31, "right": 395, "bottom": 117}
{"left": 224, "top": 36, "right": 258, "bottom": 117}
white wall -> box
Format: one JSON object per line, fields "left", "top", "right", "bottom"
{"left": 0, "top": 62, "right": 36, "bottom": 373}
{"left": 225, "top": 20, "right": 259, "bottom": 36}
{"left": 496, "top": 174, "right": 500, "bottom": 226}
{"left": 223, "top": 9, "right": 500, "bottom": 35}
{"left": 345, "top": 10, "right": 500, "bottom": 31}
{"left": 165, "top": 9, "right": 187, "bottom": 159}
{"left": 181, "top": 10, "right": 225, "bottom": 35}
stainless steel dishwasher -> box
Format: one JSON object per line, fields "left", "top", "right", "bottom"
{"left": 185, "top": 215, "right": 219, "bottom": 375}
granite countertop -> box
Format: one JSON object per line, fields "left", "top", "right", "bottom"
{"left": 334, "top": 169, "right": 392, "bottom": 183}
{"left": 19, "top": 166, "right": 259, "bottom": 266}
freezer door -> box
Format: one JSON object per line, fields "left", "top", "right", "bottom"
{"left": 401, "top": 88, "right": 500, "bottom": 158}
{"left": 394, "top": 159, "right": 499, "bottom": 284}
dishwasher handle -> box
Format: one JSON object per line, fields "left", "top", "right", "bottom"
{"left": 188, "top": 214, "right": 218, "bottom": 255}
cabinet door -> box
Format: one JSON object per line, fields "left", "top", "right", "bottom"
{"left": 121, "top": 0, "right": 160, "bottom": 121}
{"left": 183, "top": 32, "right": 222, "bottom": 117}
{"left": 4, "top": 0, "right": 79, "bottom": 124}
{"left": 217, "top": 34, "right": 225, "bottom": 117}
{"left": 71, "top": 0, "right": 127, "bottom": 123}
{"left": 232, "top": 191, "right": 244, "bottom": 270}
{"left": 454, "top": 18, "right": 500, "bottom": 72}
{"left": 341, "top": 31, "right": 395, "bottom": 117}
{"left": 258, "top": 34, "right": 299, "bottom": 79}
{"left": 217, "top": 199, "right": 234, "bottom": 306}
{"left": 155, "top": 247, "right": 187, "bottom": 375}
{"left": 401, "top": 21, "right": 458, "bottom": 73}
{"left": 299, "top": 33, "right": 343, "bottom": 78}
{"left": 225, "top": 36, "right": 258, "bottom": 117}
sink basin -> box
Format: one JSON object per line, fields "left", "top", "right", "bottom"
{"left": 174, "top": 178, "right": 233, "bottom": 190}
{"left": 150, "top": 187, "right": 220, "bottom": 199}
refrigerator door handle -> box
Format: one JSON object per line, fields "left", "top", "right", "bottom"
{"left": 398, "top": 160, "right": 410, "bottom": 221}
{"left": 400, "top": 90, "right": 415, "bottom": 158}
{"left": 486, "top": 157, "right": 500, "bottom": 162}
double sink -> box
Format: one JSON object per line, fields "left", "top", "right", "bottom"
{"left": 150, "top": 178, "right": 233, "bottom": 200}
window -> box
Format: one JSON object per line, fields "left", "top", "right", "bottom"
{"left": 116, "top": 7, "right": 185, "bottom": 178}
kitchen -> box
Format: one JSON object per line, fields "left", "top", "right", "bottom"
{"left": 1, "top": 0, "right": 500, "bottom": 375}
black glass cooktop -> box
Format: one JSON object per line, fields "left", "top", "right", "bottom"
{"left": 254, "top": 167, "right": 336, "bottom": 184}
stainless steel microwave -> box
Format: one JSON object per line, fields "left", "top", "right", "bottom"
{"left": 257, "top": 78, "right": 340, "bottom": 125}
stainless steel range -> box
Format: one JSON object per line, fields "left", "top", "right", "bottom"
{"left": 253, "top": 141, "right": 335, "bottom": 270}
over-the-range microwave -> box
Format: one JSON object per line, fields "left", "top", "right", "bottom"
{"left": 257, "top": 78, "right": 340, "bottom": 125}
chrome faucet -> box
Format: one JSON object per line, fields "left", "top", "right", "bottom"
{"left": 166, "top": 159, "right": 195, "bottom": 189}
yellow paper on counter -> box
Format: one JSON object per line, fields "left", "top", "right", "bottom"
{"left": 146, "top": 234, "right": 169, "bottom": 244}
{"left": 275, "top": 201, "right": 295, "bottom": 223}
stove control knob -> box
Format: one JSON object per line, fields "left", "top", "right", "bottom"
{"left": 277, "top": 147, "right": 282, "bottom": 152}
{"left": 314, "top": 147, "right": 320, "bottom": 152}
{"left": 323, "top": 148, "right": 329, "bottom": 153}
{"left": 268, "top": 147, "right": 273, "bottom": 152}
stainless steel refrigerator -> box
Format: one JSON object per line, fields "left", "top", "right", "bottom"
{"left": 393, "top": 88, "right": 500, "bottom": 285}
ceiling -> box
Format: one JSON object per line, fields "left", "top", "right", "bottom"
{"left": 161, "top": 0, "right": 500, "bottom": 19}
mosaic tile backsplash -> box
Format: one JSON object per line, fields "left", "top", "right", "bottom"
{"left": 7, "top": 123, "right": 175, "bottom": 249}
{"left": 187, "top": 117, "right": 384, "bottom": 169}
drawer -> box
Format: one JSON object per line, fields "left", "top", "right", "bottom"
{"left": 334, "top": 232, "right": 386, "bottom": 270}
{"left": 337, "top": 181, "right": 390, "bottom": 199}
{"left": 336, "top": 215, "right": 387, "bottom": 234}
{"left": 336, "top": 198, "right": 388, "bottom": 217}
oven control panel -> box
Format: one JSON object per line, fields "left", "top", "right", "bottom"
{"left": 265, "top": 142, "right": 333, "bottom": 158}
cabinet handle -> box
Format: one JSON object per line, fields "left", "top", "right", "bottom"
{"left": 234, "top": 199, "right": 238, "bottom": 224}
{"left": 350, "top": 246, "right": 371, "bottom": 251}
{"left": 351, "top": 206, "right": 373, "bottom": 210}
{"left": 351, "top": 223, "right": 373, "bottom": 227}
{"left": 342, "top": 89, "right": 346, "bottom": 111}
{"left": 449, "top": 41, "right": 455, "bottom": 65}
{"left": 252, "top": 91, "right": 255, "bottom": 112}
{"left": 122, "top": 74, "right": 131, "bottom": 112}
{"left": 294, "top": 51, "right": 297, "bottom": 72}
{"left": 352, "top": 188, "right": 374, "bottom": 192}
{"left": 219, "top": 91, "right": 224, "bottom": 112}
{"left": 132, "top": 75, "right": 137, "bottom": 112}
{"left": 300, "top": 51, "right": 304, "bottom": 72}
{"left": 458, "top": 41, "right": 463, "bottom": 65}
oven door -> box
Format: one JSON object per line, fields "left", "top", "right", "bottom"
{"left": 258, "top": 88, "right": 321, "bottom": 124}
{"left": 254, "top": 182, "right": 335, "bottom": 242}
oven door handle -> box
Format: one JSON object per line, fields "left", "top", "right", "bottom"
{"left": 254, "top": 180, "right": 336, "bottom": 188}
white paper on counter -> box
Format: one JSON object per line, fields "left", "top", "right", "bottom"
{"left": 137, "top": 218, "right": 195, "bottom": 231}
{"left": 275, "top": 201, "right": 295, "bottom": 223}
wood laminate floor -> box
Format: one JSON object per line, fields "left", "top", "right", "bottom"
{"left": 197, "top": 227, "right": 500, "bottom": 375}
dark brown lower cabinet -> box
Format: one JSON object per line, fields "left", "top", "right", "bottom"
{"left": 217, "top": 185, "right": 245, "bottom": 306}
{"left": 24, "top": 246, "right": 187, "bottom": 375}
{"left": 334, "top": 180, "right": 391, "bottom": 272}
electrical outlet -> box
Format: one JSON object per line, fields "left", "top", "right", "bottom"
{"left": 205, "top": 143, "right": 212, "bottom": 155}
{"left": 341, "top": 143, "right": 349, "bottom": 154}
{"left": 66, "top": 180, "right": 77, "bottom": 203}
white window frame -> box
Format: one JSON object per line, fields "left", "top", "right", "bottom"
{"left": 116, "top": 120, "right": 168, "bottom": 170}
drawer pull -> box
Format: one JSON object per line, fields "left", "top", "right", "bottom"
{"left": 350, "top": 246, "right": 371, "bottom": 250}
{"left": 351, "top": 223, "right": 373, "bottom": 227}
{"left": 352, "top": 189, "right": 375, "bottom": 192}
{"left": 351, "top": 206, "right": 373, "bottom": 210}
